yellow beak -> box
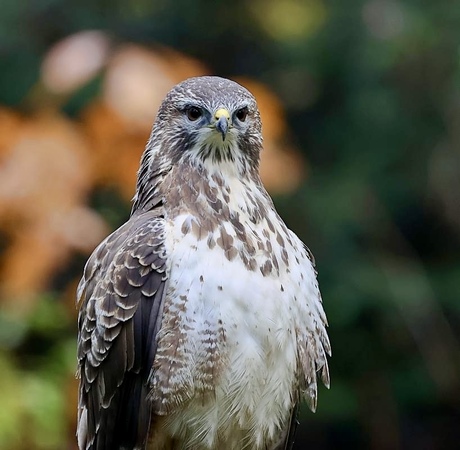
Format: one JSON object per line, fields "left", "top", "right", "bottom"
{"left": 215, "top": 108, "right": 230, "bottom": 141}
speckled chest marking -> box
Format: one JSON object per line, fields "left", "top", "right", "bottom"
{"left": 148, "top": 163, "right": 328, "bottom": 449}
{"left": 165, "top": 164, "right": 294, "bottom": 276}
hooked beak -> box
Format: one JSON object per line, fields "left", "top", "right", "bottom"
{"left": 214, "top": 108, "right": 231, "bottom": 141}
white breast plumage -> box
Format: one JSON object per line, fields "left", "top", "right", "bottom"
{"left": 149, "top": 176, "right": 327, "bottom": 449}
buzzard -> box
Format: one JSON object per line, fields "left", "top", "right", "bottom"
{"left": 77, "top": 76, "right": 330, "bottom": 450}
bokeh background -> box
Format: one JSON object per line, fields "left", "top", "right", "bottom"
{"left": 1, "top": 1, "right": 460, "bottom": 449}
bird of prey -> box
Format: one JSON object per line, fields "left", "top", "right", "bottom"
{"left": 76, "top": 76, "right": 330, "bottom": 450}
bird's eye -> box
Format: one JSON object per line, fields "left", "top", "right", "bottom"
{"left": 235, "top": 107, "right": 248, "bottom": 122}
{"left": 185, "top": 106, "right": 202, "bottom": 121}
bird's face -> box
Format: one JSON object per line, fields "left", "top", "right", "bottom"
{"left": 179, "top": 104, "right": 249, "bottom": 144}
{"left": 154, "top": 77, "right": 263, "bottom": 172}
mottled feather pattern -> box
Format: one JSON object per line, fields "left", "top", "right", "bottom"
{"left": 77, "top": 211, "right": 168, "bottom": 449}
{"left": 77, "top": 76, "right": 330, "bottom": 450}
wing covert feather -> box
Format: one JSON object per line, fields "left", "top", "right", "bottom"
{"left": 77, "top": 211, "right": 168, "bottom": 450}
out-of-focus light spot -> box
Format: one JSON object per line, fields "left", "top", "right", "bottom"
{"left": 0, "top": 113, "right": 108, "bottom": 300}
{"left": 103, "top": 45, "right": 174, "bottom": 128}
{"left": 250, "top": 0, "right": 327, "bottom": 42}
{"left": 103, "top": 45, "right": 207, "bottom": 128}
{"left": 41, "top": 30, "right": 111, "bottom": 94}
{"left": 362, "top": 0, "right": 405, "bottom": 40}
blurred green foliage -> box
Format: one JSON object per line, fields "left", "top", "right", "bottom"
{"left": 1, "top": 1, "right": 460, "bottom": 449}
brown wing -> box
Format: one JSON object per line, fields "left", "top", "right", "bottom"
{"left": 77, "top": 210, "right": 168, "bottom": 450}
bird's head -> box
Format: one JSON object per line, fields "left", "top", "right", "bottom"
{"left": 145, "top": 76, "right": 263, "bottom": 176}
{"left": 133, "top": 77, "right": 265, "bottom": 213}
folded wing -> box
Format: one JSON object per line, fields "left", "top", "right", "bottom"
{"left": 77, "top": 211, "right": 168, "bottom": 450}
